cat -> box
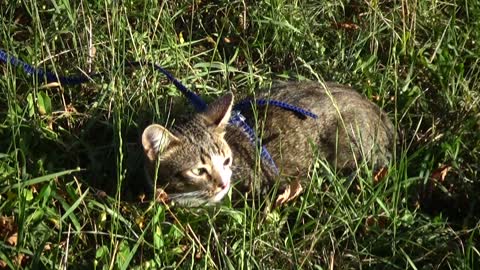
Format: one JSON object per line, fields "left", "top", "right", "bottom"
{"left": 141, "top": 81, "right": 395, "bottom": 206}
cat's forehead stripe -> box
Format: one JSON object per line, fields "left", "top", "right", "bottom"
{"left": 201, "top": 143, "right": 221, "bottom": 157}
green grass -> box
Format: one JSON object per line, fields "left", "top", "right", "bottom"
{"left": 1, "top": 0, "right": 479, "bottom": 269}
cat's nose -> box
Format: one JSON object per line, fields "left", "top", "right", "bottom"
{"left": 211, "top": 170, "right": 229, "bottom": 189}
{"left": 217, "top": 181, "right": 227, "bottom": 189}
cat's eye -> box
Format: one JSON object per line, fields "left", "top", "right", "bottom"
{"left": 191, "top": 167, "right": 208, "bottom": 176}
{"left": 224, "top": 157, "right": 231, "bottom": 166}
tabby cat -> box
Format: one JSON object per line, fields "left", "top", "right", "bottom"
{"left": 142, "top": 81, "right": 395, "bottom": 206}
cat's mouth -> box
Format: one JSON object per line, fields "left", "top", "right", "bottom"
{"left": 166, "top": 181, "right": 231, "bottom": 207}
{"left": 211, "top": 180, "right": 231, "bottom": 203}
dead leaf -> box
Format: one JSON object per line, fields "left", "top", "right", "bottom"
{"left": 365, "top": 215, "right": 390, "bottom": 231}
{"left": 7, "top": 232, "right": 17, "bottom": 246}
{"left": 39, "top": 82, "right": 61, "bottom": 89}
{"left": 332, "top": 22, "right": 360, "bottom": 30}
{"left": 138, "top": 193, "right": 146, "bottom": 203}
{"left": 374, "top": 167, "right": 388, "bottom": 184}
{"left": 180, "top": 245, "right": 188, "bottom": 253}
{"left": 0, "top": 216, "right": 17, "bottom": 248}
{"left": 95, "top": 190, "right": 108, "bottom": 199}
{"left": 66, "top": 104, "right": 78, "bottom": 113}
{"left": 29, "top": 185, "right": 38, "bottom": 194}
{"left": 206, "top": 36, "right": 216, "bottom": 46}
{"left": 275, "top": 180, "right": 303, "bottom": 207}
{"left": 89, "top": 46, "right": 96, "bottom": 59}
{"left": 15, "top": 253, "right": 29, "bottom": 267}
{"left": 377, "top": 215, "right": 389, "bottom": 228}
{"left": 195, "top": 250, "right": 202, "bottom": 260}
{"left": 365, "top": 215, "right": 376, "bottom": 228}
{"left": 135, "top": 215, "right": 145, "bottom": 229}
{"left": 430, "top": 164, "right": 451, "bottom": 182}
{"left": 0, "top": 216, "right": 15, "bottom": 236}
{"left": 155, "top": 188, "right": 170, "bottom": 204}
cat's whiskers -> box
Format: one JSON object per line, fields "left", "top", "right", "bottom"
{"left": 168, "top": 191, "right": 211, "bottom": 207}
{"left": 168, "top": 190, "right": 207, "bottom": 199}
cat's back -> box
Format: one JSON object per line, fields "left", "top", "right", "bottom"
{"left": 261, "top": 81, "right": 373, "bottom": 112}
{"left": 240, "top": 81, "right": 395, "bottom": 177}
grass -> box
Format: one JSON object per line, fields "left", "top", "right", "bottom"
{"left": 1, "top": 0, "right": 479, "bottom": 269}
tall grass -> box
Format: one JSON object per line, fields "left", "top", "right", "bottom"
{"left": 0, "top": 0, "right": 479, "bottom": 269}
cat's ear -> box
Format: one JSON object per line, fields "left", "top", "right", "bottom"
{"left": 201, "top": 92, "right": 234, "bottom": 132}
{"left": 142, "top": 124, "right": 180, "bottom": 161}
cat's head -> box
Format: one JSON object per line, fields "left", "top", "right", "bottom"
{"left": 142, "top": 93, "right": 234, "bottom": 206}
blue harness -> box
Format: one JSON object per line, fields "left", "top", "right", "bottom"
{"left": 0, "top": 49, "right": 318, "bottom": 173}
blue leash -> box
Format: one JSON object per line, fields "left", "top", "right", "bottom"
{"left": 230, "top": 99, "right": 318, "bottom": 173}
{"left": 0, "top": 49, "right": 318, "bottom": 173}
{"left": 228, "top": 110, "right": 279, "bottom": 172}
{"left": 126, "top": 61, "right": 207, "bottom": 112}
{"left": 0, "top": 49, "right": 102, "bottom": 85}
{"left": 0, "top": 51, "right": 208, "bottom": 111}
{"left": 233, "top": 98, "right": 318, "bottom": 119}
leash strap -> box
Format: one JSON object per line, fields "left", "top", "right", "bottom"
{"left": 229, "top": 111, "right": 279, "bottom": 173}
{"left": 0, "top": 49, "right": 102, "bottom": 84}
{"left": 234, "top": 98, "right": 318, "bottom": 119}
{"left": 126, "top": 61, "right": 208, "bottom": 112}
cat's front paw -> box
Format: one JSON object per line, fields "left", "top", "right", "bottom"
{"left": 274, "top": 179, "right": 304, "bottom": 207}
